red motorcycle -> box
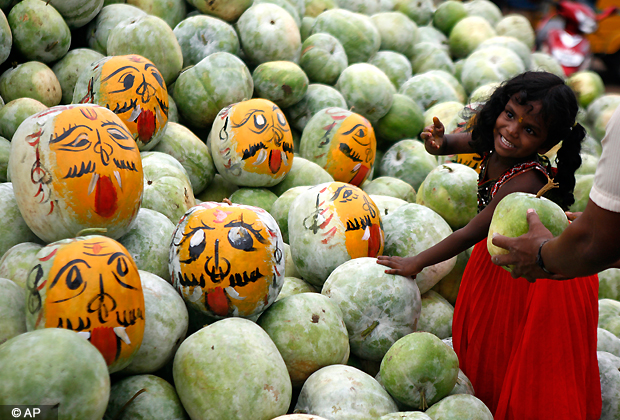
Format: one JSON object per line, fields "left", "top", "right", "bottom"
{"left": 536, "top": 1, "right": 617, "bottom": 76}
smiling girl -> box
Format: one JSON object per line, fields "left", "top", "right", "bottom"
{"left": 377, "top": 71, "right": 601, "bottom": 419}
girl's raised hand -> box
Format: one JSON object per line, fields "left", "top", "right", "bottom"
{"left": 421, "top": 117, "right": 445, "bottom": 153}
{"left": 376, "top": 255, "right": 423, "bottom": 278}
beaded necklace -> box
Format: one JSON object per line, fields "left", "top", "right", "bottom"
{"left": 477, "top": 152, "right": 554, "bottom": 212}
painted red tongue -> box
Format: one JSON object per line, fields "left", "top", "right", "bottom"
{"left": 207, "top": 287, "right": 229, "bottom": 317}
{"left": 89, "top": 327, "right": 117, "bottom": 366}
{"left": 95, "top": 175, "right": 118, "bottom": 217}
{"left": 349, "top": 165, "right": 369, "bottom": 187}
{"left": 367, "top": 224, "right": 382, "bottom": 258}
{"left": 269, "top": 150, "right": 282, "bottom": 174}
{"left": 137, "top": 109, "right": 156, "bottom": 143}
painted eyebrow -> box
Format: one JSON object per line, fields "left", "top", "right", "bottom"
{"left": 341, "top": 124, "right": 367, "bottom": 136}
{"left": 49, "top": 124, "right": 93, "bottom": 144}
{"left": 101, "top": 120, "right": 138, "bottom": 150}
{"left": 101, "top": 65, "right": 139, "bottom": 82}
{"left": 231, "top": 109, "right": 269, "bottom": 134}
{"left": 224, "top": 219, "right": 269, "bottom": 244}
{"left": 49, "top": 259, "right": 91, "bottom": 289}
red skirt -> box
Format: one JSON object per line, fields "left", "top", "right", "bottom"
{"left": 452, "top": 240, "right": 601, "bottom": 419}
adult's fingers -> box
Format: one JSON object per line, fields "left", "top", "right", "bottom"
{"left": 524, "top": 208, "right": 545, "bottom": 229}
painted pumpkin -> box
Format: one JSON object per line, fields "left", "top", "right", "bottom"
{"left": 9, "top": 104, "right": 143, "bottom": 243}
{"left": 73, "top": 54, "right": 169, "bottom": 150}
{"left": 169, "top": 202, "right": 285, "bottom": 318}
{"left": 209, "top": 98, "right": 294, "bottom": 187}
{"left": 287, "top": 181, "right": 384, "bottom": 286}
{"left": 25, "top": 235, "right": 145, "bottom": 373}
{"left": 299, "top": 107, "right": 376, "bottom": 186}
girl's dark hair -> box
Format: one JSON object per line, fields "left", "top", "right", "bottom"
{"left": 469, "top": 71, "right": 584, "bottom": 210}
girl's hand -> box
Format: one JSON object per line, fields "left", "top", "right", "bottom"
{"left": 565, "top": 211, "right": 582, "bottom": 222}
{"left": 421, "top": 117, "right": 445, "bottom": 153}
{"left": 376, "top": 255, "right": 423, "bottom": 278}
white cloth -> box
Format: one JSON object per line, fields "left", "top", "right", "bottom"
{"left": 590, "top": 105, "right": 620, "bottom": 213}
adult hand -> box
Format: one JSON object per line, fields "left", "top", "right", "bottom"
{"left": 490, "top": 209, "right": 570, "bottom": 281}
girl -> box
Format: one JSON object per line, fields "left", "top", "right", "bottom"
{"left": 377, "top": 71, "right": 601, "bottom": 419}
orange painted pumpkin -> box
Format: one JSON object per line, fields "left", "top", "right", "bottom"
{"left": 169, "top": 201, "right": 285, "bottom": 318}
{"left": 9, "top": 104, "right": 143, "bottom": 243}
{"left": 287, "top": 181, "right": 384, "bottom": 286}
{"left": 299, "top": 108, "right": 376, "bottom": 186}
{"left": 73, "top": 54, "right": 169, "bottom": 150}
{"left": 209, "top": 98, "right": 294, "bottom": 187}
{"left": 25, "top": 235, "right": 145, "bottom": 373}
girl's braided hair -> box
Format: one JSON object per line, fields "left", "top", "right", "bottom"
{"left": 469, "top": 71, "right": 585, "bottom": 210}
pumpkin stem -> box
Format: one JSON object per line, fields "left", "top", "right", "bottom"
{"left": 420, "top": 389, "right": 428, "bottom": 411}
{"left": 535, "top": 175, "right": 559, "bottom": 198}
{"left": 112, "top": 388, "right": 147, "bottom": 420}
{"left": 75, "top": 227, "right": 108, "bottom": 237}
{"left": 223, "top": 198, "right": 232, "bottom": 205}
{"left": 361, "top": 320, "right": 379, "bottom": 338}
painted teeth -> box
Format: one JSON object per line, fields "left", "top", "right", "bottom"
{"left": 88, "top": 173, "right": 99, "bottom": 195}
{"left": 114, "top": 327, "right": 131, "bottom": 345}
{"left": 362, "top": 226, "right": 370, "bottom": 240}
{"left": 129, "top": 104, "right": 142, "bottom": 122}
{"left": 254, "top": 149, "right": 267, "bottom": 165}
{"left": 225, "top": 286, "right": 246, "bottom": 300}
{"left": 76, "top": 331, "right": 91, "bottom": 340}
{"left": 114, "top": 170, "right": 122, "bottom": 190}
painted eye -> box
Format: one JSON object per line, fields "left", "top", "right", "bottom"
{"left": 151, "top": 71, "right": 165, "bottom": 88}
{"left": 65, "top": 265, "right": 84, "bottom": 290}
{"left": 66, "top": 133, "right": 91, "bottom": 149}
{"left": 253, "top": 114, "right": 267, "bottom": 130}
{"left": 119, "top": 73, "right": 135, "bottom": 90}
{"left": 277, "top": 112, "right": 287, "bottom": 127}
{"left": 228, "top": 227, "right": 254, "bottom": 251}
{"left": 356, "top": 128, "right": 366, "bottom": 137}
{"left": 107, "top": 128, "right": 131, "bottom": 141}
{"left": 188, "top": 230, "right": 206, "bottom": 260}
{"left": 219, "top": 117, "right": 229, "bottom": 142}
{"left": 115, "top": 257, "right": 129, "bottom": 277}
{"left": 273, "top": 244, "right": 283, "bottom": 264}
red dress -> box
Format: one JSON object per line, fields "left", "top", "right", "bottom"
{"left": 451, "top": 155, "right": 602, "bottom": 419}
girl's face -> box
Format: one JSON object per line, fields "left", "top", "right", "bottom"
{"left": 494, "top": 96, "right": 550, "bottom": 160}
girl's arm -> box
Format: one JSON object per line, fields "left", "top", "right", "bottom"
{"left": 378, "top": 169, "right": 547, "bottom": 277}
{"left": 421, "top": 117, "right": 477, "bottom": 156}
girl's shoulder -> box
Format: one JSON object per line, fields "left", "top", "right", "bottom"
{"left": 477, "top": 154, "right": 551, "bottom": 211}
